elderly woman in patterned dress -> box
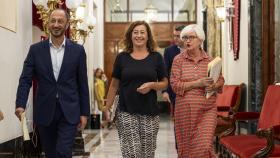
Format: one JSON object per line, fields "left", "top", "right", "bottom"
{"left": 170, "top": 24, "right": 224, "bottom": 158}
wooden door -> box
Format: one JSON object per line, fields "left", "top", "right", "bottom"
{"left": 104, "top": 23, "right": 127, "bottom": 83}
{"left": 262, "top": 0, "right": 277, "bottom": 93}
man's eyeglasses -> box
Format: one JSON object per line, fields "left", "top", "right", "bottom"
{"left": 174, "top": 35, "right": 180, "bottom": 39}
{"left": 182, "top": 35, "right": 197, "bottom": 41}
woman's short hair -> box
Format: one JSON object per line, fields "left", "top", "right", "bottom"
{"left": 180, "top": 24, "right": 205, "bottom": 42}
{"left": 123, "top": 21, "right": 156, "bottom": 53}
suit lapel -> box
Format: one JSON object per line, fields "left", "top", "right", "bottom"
{"left": 57, "top": 39, "right": 72, "bottom": 82}
{"left": 43, "top": 40, "right": 56, "bottom": 82}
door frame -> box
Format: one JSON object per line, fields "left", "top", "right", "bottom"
{"left": 262, "top": 0, "right": 275, "bottom": 93}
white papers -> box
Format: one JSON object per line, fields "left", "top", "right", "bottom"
{"left": 110, "top": 95, "right": 119, "bottom": 122}
{"left": 206, "top": 57, "right": 222, "bottom": 99}
{"left": 21, "top": 112, "right": 30, "bottom": 141}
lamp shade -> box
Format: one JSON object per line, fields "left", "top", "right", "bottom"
{"left": 33, "top": 0, "right": 48, "bottom": 8}
{"left": 86, "top": 15, "right": 96, "bottom": 27}
{"left": 216, "top": 6, "right": 226, "bottom": 21}
{"left": 65, "top": 0, "right": 82, "bottom": 9}
{"left": 33, "top": 0, "right": 42, "bottom": 5}
{"left": 76, "top": 6, "right": 85, "bottom": 19}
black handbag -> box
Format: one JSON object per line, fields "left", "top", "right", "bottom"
{"left": 90, "top": 114, "right": 101, "bottom": 129}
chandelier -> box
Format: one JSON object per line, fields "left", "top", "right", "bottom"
{"left": 32, "top": 0, "right": 96, "bottom": 44}
{"left": 112, "top": 0, "right": 122, "bottom": 13}
{"left": 144, "top": 3, "right": 158, "bottom": 22}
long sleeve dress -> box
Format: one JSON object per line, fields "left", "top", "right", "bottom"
{"left": 94, "top": 78, "right": 106, "bottom": 112}
{"left": 170, "top": 50, "right": 224, "bottom": 158}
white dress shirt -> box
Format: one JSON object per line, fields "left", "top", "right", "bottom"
{"left": 49, "top": 37, "right": 66, "bottom": 81}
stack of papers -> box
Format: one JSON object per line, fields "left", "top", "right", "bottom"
{"left": 110, "top": 95, "right": 119, "bottom": 122}
{"left": 21, "top": 112, "right": 30, "bottom": 141}
{"left": 206, "top": 57, "right": 222, "bottom": 99}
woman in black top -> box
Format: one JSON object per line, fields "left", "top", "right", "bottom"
{"left": 105, "top": 21, "right": 168, "bottom": 158}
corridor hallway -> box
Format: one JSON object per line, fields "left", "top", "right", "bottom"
{"left": 74, "top": 115, "right": 177, "bottom": 158}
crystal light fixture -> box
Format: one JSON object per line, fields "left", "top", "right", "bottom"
{"left": 144, "top": 3, "right": 158, "bottom": 22}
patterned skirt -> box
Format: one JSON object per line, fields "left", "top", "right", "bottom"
{"left": 116, "top": 111, "right": 160, "bottom": 158}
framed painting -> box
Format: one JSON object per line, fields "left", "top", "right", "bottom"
{"left": 0, "top": 0, "right": 17, "bottom": 32}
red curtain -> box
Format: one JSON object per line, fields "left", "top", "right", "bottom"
{"left": 232, "top": 0, "right": 240, "bottom": 60}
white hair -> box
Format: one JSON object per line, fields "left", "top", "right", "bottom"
{"left": 180, "top": 24, "right": 205, "bottom": 42}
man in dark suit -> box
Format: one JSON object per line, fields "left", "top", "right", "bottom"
{"left": 15, "top": 9, "right": 90, "bottom": 158}
{"left": 162, "top": 25, "right": 185, "bottom": 116}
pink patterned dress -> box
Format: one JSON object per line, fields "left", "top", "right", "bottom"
{"left": 170, "top": 50, "right": 224, "bottom": 158}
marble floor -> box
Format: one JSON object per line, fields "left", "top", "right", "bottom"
{"left": 74, "top": 115, "right": 178, "bottom": 158}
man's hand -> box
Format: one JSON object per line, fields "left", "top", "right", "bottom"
{"left": 0, "top": 110, "right": 4, "bottom": 121}
{"left": 15, "top": 107, "right": 25, "bottom": 121}
{"left": 77, "top": 116, "right": 88, "bottom": 130}
{"left": 162, "top": 92, "right": 171, "bottom": 103}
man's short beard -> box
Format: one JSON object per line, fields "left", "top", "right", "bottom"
{"left": 50, "top": 30, "right": 64, "bottom": 37}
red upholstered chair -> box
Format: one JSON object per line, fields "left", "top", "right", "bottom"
{"left": 215, "top": 83, "right": 245, "bottom": 135}
{"left": 219, "top": 85, "right": 280, "bottom": 158}
{"left": 214, "top": 84, "right": 245, "bottom": 153}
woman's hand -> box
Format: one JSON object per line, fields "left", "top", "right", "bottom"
{"left": 197, "top": 77, "right": 214, "bottom": 87}
{"left": 102, "top": 99, "right": 110, "bottom": 112}
{"left": 137, "top": 82, "right": 154, "bottom": 94}
{"left": 162, "top": 92, "right": 171, "bottom": 103}
{"left": 205, "top": 83, "right": 216, "bottom": 92}
{"left": 104, "top": 110, "right": 111, "bottom": 121}
{"left": 102, "top": 74, "right": 107, "bottom": 82}
{"left": 102, "top": 106, "right": 111, "bottom": 121}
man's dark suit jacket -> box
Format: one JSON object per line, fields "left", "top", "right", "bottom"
{"left": 163, "top": 44, "right": 180, "bottom": 105}
{"left": 16, "top": 39, "right": 90, "bottom": 126}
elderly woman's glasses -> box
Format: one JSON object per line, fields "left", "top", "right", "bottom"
{"left": 182, "top": 35, "right": 197, "bottom": 41}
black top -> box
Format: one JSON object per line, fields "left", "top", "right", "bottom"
{"left": 112, "top": 52, "right": 167, "bottom": 116}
